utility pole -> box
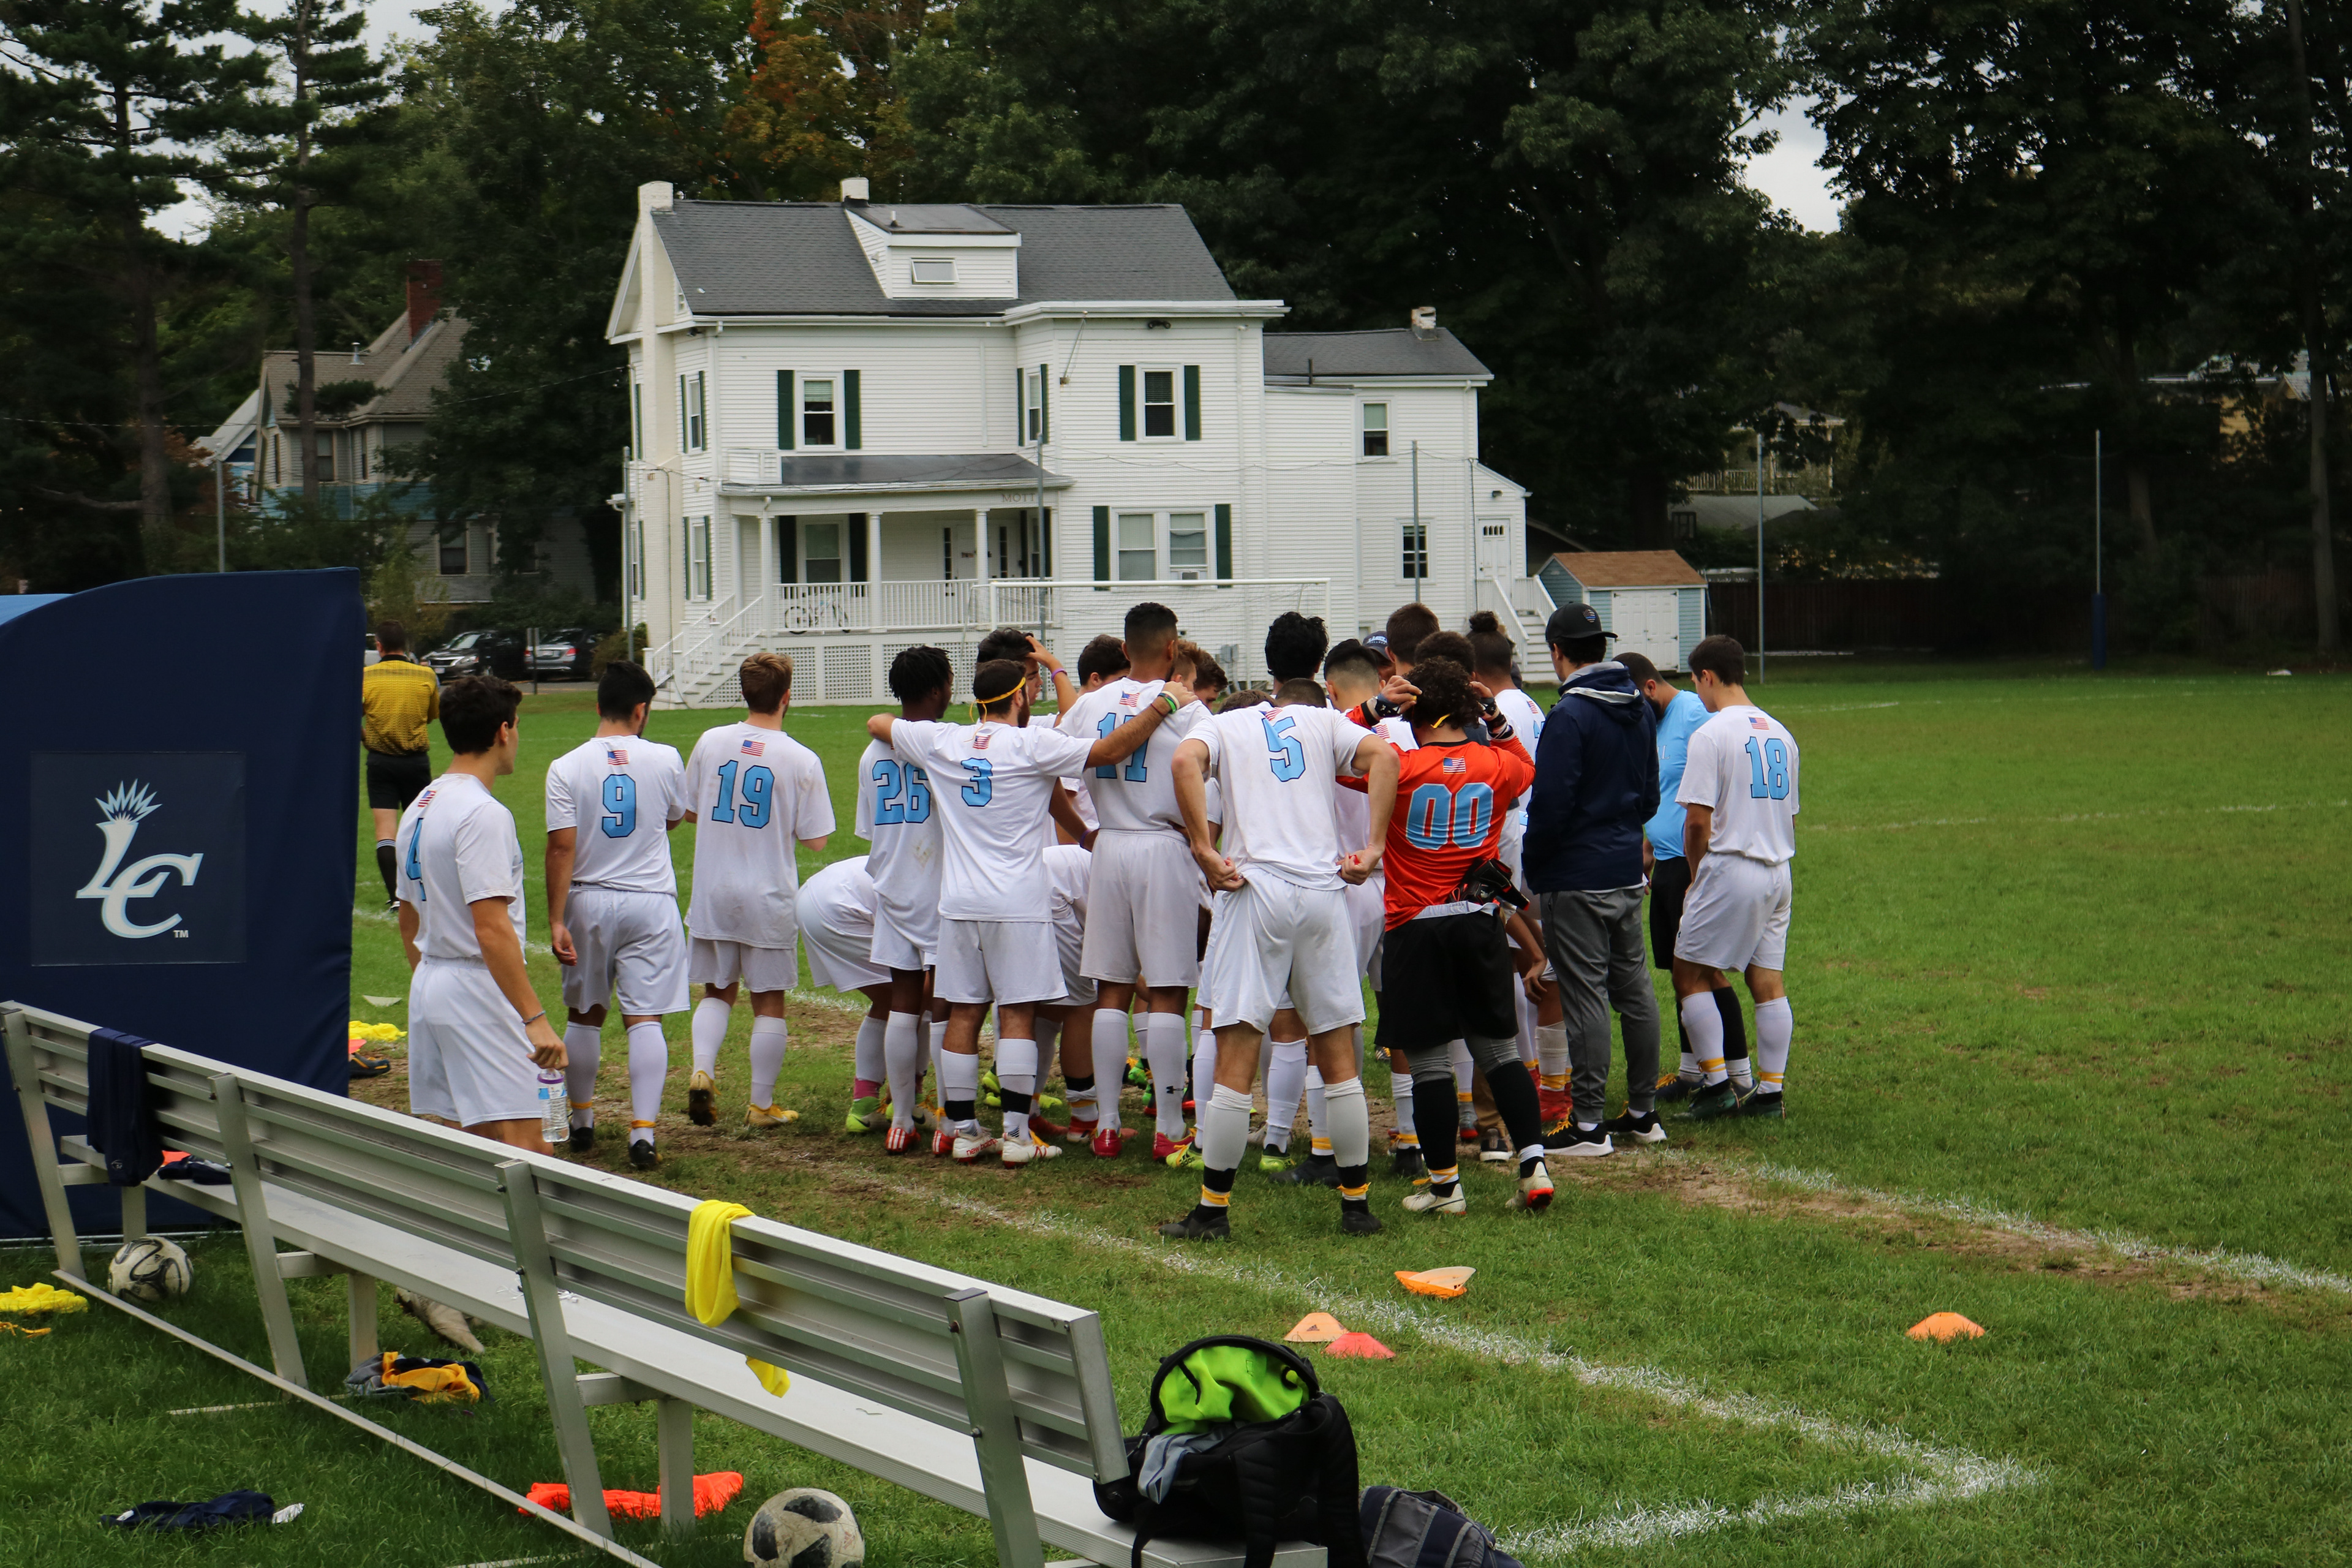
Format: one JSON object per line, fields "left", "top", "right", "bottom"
{"left": 215, "top": 447, "right": 228, "bottom": 573}
{"left": 1755, "top": 428, "right": 1766, "bottom": 683}
{"left": 2094, "top": 430, "right": 2107, "bottom": 670}
{"left": 1411, "top": 440, "right": 1423, "bottom": 597}
{"left": 2287, "top": 0, "right": 2340, "bottom": 651}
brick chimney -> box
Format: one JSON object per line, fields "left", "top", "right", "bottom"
{"left": 405, "top": 260, "right": 443, "bottom": 344}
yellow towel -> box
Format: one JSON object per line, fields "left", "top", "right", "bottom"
{"left": 685, "top": 1200, "right": 790, "bottom": 1398}
{"left": 0, "top": 1283, "right": 87, "bottom": 1316}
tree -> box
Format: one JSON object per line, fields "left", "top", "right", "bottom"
{"left": 730, "top": 2, "right": 948, "bottom": 197}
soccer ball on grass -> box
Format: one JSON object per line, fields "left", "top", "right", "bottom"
{"left": 744, "top": 1487, "right": 863, "bottom": 1567}
{"left": 108, "top": 1237, "right": 192, "bottom": 1303}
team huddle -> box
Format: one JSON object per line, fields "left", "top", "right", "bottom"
{"left": 389, "top": 599, "right": 1800, "bottom": 1240}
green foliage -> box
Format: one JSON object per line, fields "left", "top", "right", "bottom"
{"left": 590, "top": 620, "right": 650, "bottom": 675}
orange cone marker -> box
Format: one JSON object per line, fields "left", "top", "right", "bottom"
{"left": 1396, "top": 1267, "right": 1476, "bottom": 1298}
{"left": 1907, "top": 1311, "right": 1985, "bottom": 1342}
{"left": 1324, "top": 1332, "right": 1395, "bottom": 1360}
{"left": 1285, "top": 1313, "right": 1348, "bottom": 1343}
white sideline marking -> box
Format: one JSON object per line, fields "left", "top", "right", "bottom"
{"left": 875, "top": 1182, "right": 2038, "bottom": 1553}
{"left": 1808, "top": 797, "right": 2350, "bottom": 835}
{"left": 1696, "top": 1154, "right": 2352, "bottom": 1298}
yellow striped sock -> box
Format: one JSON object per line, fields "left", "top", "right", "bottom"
{"left": 1200, "top": 1186, "right": 1229, "bottom": 1209}
{"left": 1339, "top": 1183, "right": 1369, "bottom": 1201}
{"left": 1311, "top": 1136, "right": 1332, "bottom": 1156}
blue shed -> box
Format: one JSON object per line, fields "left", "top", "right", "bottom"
{"left": 1536, "top": 550, "right": 1708, "bottom": 672}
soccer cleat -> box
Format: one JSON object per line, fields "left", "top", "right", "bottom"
{"left": 1268, "top": 1153, "right": 1343, "bottom": 1188}
{"left": 1001, "top": 1133, "right": 1062, "bottom": 1166}
{"left": 628, "top": 1139, "right": 660, "bottom": 1170}
{"left": 1401, "top": 1184, "right": 1467, "bottom": 1216}
{"left": 1391, "top": 1145, "right": 1425, "bottom": 1181}
{"left": 1169, "top": 1144, "right": 1207, "bottom": 1171}
{"left": 1157, "top": 1209, "right": 1232, "bottom": 1242}
{"left": 931, "top": 1128, "right": 956, "bottom": 1157}
{"left": 1654, "top": 1072, "right": 1704, "bottom": 1104}
{"left": 952, "top": 1132, "right": 1003, "bottom": 1163}
{"left": 686, "top": 1070, "right": 717, "bottom": 1126}
{"left": 1478, "top": 1128, "right": 1510, "bottom": 1164}
{"left": 1152, "top": 1131, "right": 1196, "bottom": 1164}
{"left": 1735, "top": 1090, "right": 1786, "bottom": 1120}
{"left": 1338, "top": 1206, "right": 1385, "bottom": 1236}
{"left": 1599, "top": 1108, "right": 1668, "bottom": 1144}
{"left": 1681, "top": 1080, "right": 1746, "bottom": 1121}
{"left": 1090, "top": 1126, "right": 1131, "bottom": 1159}
{"left": 1126, "top": 1057, "right": 1149, "bottom": 1089}
{"left": 745, "top": 1102, "right": 797, "bottom": 1130}
{"left": 1066, "top": 1116, "right": 1098, "bottom": 1144}
{"left": 1509, "top": 1168, "right": 1557, "bottom": 1212}
{"left": 884, "top": 1125, "right": 919, "bottom": 1154}
{"left": 1254, "top": 1148, "right": 1293, "bottom": 1175}
{"left": 1544, "top": 1125, "right": 1615, "bottom": 1157}
{"left": 1458, "top": 1123, "right": 1480, "bottom": 1144}
{"left": 1029, "top": 1109, "right": 1071, "bottom": 1141}
{"left": 567, "top": 1124, "right": 597, "bottom": 1155}
{"left": 844, "top": 1096, "right": 887, "bottom": 1134}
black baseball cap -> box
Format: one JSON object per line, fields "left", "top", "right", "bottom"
{"left": 1544, "top": 603, "right": 1614, "bottom": 648}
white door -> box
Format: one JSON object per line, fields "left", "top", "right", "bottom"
{"left": 1610, "top": 589, "right": 1681, "bottom": 670}
{"left": 1476, "top": 516, "right": 1510, "bottom": 578}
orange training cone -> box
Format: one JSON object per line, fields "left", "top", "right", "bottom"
{"left": 1324, "top": 1332, "right": 1395, "bottom": 1360}
{"left": 1396, "top": 1267, "right": 1476, "bottom": 1298}
{"left": 1907, "top": 1311, "right": 1985, "bottom": 1342}
{"left": 1284, "top": 1313, "right": 1348, "bottom": 1343}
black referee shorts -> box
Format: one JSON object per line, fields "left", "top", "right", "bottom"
{"left": 1649, "top": 854, "right": 1693, "bottom": 970}
{"left": 364, "top": 748, "right": 432, "bottom": 812}
{"left": 1375, "top": 911, "right": 1518, "bottom": 1050}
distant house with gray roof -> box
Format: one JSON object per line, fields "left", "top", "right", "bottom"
{"left": 609, "top": 182, "right": 1534, "bottom": 705}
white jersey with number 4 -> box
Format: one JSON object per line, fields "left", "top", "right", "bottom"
{"left": 1676, "top": 705, "right": 1800, "bottom": 865}
{"left": 685, "top": 722, "right": 834, "bottom": 946}
{"left": 396, "top": 772, "right": 526, "bottom": 960}
{"left": 545, "top": 735, "right": 686, "bottom": 894}
{"left": 890, "top": 718, "right": 1093, "bottom": 921}
{"left": 1057, "top": 678, "right": 1206, "bottom": 835}
{"left": 1196, "top": 704, "right": 1369, "bottom": 891}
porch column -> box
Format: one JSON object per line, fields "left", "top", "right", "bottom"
{"left": 758, "top": 511, "right": 775, "bottom": 635}
{"left": 975, "top": 507, "right": 990, "bottom": 585}
{"left": 865, "top": 510, "right": 883, "bottom": 632}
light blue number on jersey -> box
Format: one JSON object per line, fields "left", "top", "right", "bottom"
{"left": 960, "top": 756, "right": 993, "bottom": 805}
{"left": 872, "top": 758, "right": 935, "bottom": 826}
{"left": 1262, "top": 714, "right": 1305, "bottom": 781}
{"left": 711, "top": 759, "right": 777, "bottom": 826}
{"left": 404, "top": 817, "right": 426, "bottom": 900}
{"left": 1744, "top": 736, "right": 1790, "bottom": 801}
{"left": 1403, "top": 780, "right": 1498, "bottom": 850}
{"left": 600, "top": 773, "right": 637, "bottom": 838}
{"left": 1093, "top": 713, "right": 1148, "bottom": 782}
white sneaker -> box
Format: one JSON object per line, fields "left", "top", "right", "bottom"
{"left": 1509, "top": 1169, "right": 1556, "bottom": 1212}
{"left": 952, "top": 1133, "right": 1002, "bottom": 1164}
{"left": 1002, "top": 1133, "right": 1062, "bottom": 1166}
{"left": 1401, "top": 1184, "right": 1467, "bottom": 1216}
{"left": 1549, "top": 1128, "right": 1614, "bottom": 1158}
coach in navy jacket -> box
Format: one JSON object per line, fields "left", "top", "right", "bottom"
{"left": 1525, "top": 603, "right": 1663, "bottom": 1147}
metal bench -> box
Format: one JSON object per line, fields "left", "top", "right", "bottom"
{"left": 5, "top": 1001, "right": 1321, "bottom": 1568}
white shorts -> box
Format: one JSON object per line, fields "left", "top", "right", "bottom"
{"left": 560, "top": 886, "right": 689, "bottom": 1016}
{"left": 804, "top": 907, "right": 887, "bottom": 993}
{"left": 936, "top": 918, "right": 1065, "bottom": 1006}
{"left": 409, "top": 959, "right": 541, "bottom": 1127}
{"left": 1673, "top": 855, "right": 1792, "bottom": 973}
{"left": 688, "top": 937, "right": 799, "bottom": 993}
{"left": 1080, "top": 831, "right": 1203, "bottom": 988}
{"left": 1200, "top": 877, "right": 1365, "bottom": 1036}
{"left": 1052, "top": 908, "right": 1098, "bottom": 1008}
{"left": 868, "top": 906, "right": 935, "bottom": 974}
{"left": 1344, "top": 877, "right": 1387, "bottom": 979}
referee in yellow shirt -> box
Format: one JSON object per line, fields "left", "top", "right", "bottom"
{"left": 363, "top": 620, "right": 440, "bottom": 908}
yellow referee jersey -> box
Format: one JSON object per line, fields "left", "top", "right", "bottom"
{"left": 362, "top": 655, "right": 440, "bottom": 755}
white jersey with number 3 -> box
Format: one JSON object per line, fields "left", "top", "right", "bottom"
{"left": 1676, "top": 705, "right": 1800, "bottom": 865}
{"left": 685, "top": 722, "right": 834, "bottom": 946}
{"left": 1197, "top": 704, "right": 1368, "bottom": 891}
{"left": 889, "top": 718, "right": 1093, "bottom": 921}
{"left": 1057, "top": 678, "right": 1207, "bottom": 835}
{"left": 545, "top": 736, "right": 686, "bottom": 894}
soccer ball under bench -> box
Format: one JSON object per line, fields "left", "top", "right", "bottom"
{"left": 108, "top": 1237, "right": 192, "bottom": 1303}
{"left": 744, "top": 1487, "right": 864, "bottom": 1568}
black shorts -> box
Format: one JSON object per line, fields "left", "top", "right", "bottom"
{"left": 1649, "top": 855, "right": 1692, "bottom": 969}
{"left": 1374, "top": 911, "right": 1517, "bottom": 1050}
{"left": 365, "top": 748, "right": 432, "bottom": 812}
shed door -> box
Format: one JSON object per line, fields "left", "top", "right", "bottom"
{"left": 1611, "top": 589, "right": 1681, "bottom": 670}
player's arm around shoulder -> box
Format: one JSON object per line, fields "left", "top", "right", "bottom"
{"left": 1344, "top": 727, "right": 1400, "bottom": 882}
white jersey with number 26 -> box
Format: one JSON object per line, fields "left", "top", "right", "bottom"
{"left": 1676, "top": 705, "right": 1800, "bottom": 865}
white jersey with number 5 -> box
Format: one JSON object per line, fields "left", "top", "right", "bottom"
{"left": 1676, "top": 705, "right": 1800, "bottom": 864}
{"left": 545, "top": 736, "right": 686, "bottom": 894}
{"left": 889, "top": 718, "right": 1093, "bottom": 921}
{"left": 685, "top": 722, "right": 834, "bottom": 946}
{"left": 1057, "top": 677, "right": 1207, "bottom": 835}
{"left": 1196, "top": 704, "right": 1368, "bottom": 891}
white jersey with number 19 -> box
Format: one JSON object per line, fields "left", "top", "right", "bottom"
{"left": 684, "top": 722, "right": 834, "bottom": 946}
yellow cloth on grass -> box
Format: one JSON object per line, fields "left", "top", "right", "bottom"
{"left": 685, "top": 1200, "right": 790, "bottom": 1398}
{"left": 0, "top": 1283, "right": 87, "bottom": 1316}
{"left": 348, "top": 1021, "right": 404, "bottom": 1042}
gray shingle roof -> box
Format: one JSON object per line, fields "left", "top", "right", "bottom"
{"left": 736, "top": 452, "right": 1073, "bottom": 496}
{"left": 1262, "top": 327, "right": 1491, "bottom": 380}
{"left": 262, "top": 312, "right": 464, "bottom": 426}
{"left": 650, "top": 201, "right": 1235, "bottom": 316}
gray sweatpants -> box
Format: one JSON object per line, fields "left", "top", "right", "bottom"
{"left": 1540, "top": 888, "right": 1661, "bottom": 1120}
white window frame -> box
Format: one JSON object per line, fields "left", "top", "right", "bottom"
{"left": 1400, "top": 519, "right": 1429, "bottom": 582}
{"left": 910, "top": 256, "right": 956, "bottom": 285}
{"left": 626, "top": 517, "right": 644, "bottom": 601}
{"left": 1025, "top": 368, "right": 1045, "bottom": 443}
{"left": 1166, "top": 510, "right": 1210, "bottom": 579}
{"left": 1114, "top": 510, "right": 1158, "bottom": 581}
{"left": 1361, "top": 401, "right": 1389, "bottom": 458}
{"left": 689, "top": 514, "right": 713, "bottom": 600}
{"left": 680, "top": 371, "right": 706, "bottom": 453}
{"left": 802, "top": 518, "right": 845, "bottom": 584}
{"left": 630, "top": 381, "right": 643, "bottom": 461}
{"left": 438, "top": 529, "right": 469, "bottom": 577}
{"left": 1137, "top": 364, "right": 1180, "bottom": 441}
{"left": 799, "top": 371, "right": 843, "bottom": 451}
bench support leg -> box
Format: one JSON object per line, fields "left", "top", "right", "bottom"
{"left": 656, "top": 1396, "right": 694, "bottom": 1540}
{"left": 120, "top": 1183, "right": 146, "bottom": 1245}
{"left": 209, "top": 1074, "right": 309, "bottom": 1390}
{"left": 4, "top": 1011, "right": 81, "bottom": 1278}
{"left": 499, "top": 1161, "right": 614, "bottom": 1540}
{"left": 348, "top": 1272, "right": 379, "bottom": 1370}
{"left": 948, "top": 1287, "right": 1046, "bottom": 1568}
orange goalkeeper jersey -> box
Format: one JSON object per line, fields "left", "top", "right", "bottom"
{"left": 1378, "top": 734, "right": 1534, "bottom": 930}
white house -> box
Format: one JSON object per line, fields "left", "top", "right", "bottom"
{"left": 609, "top": 181, "right": 1537, "bottom": 706}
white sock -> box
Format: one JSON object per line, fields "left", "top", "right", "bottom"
{"left": 690, "top": 996, "right": 731, "bottom": 1075}
{"left": 1145, "top": 1012, "right": 1189, "bottom": 1139}
{"left": 563, "top": 1022, "right": 601, "bottom": 1126}
{"left": 940, "top": 1050, "right": 982, "bottom": 1134}
{"left": 1536, "top": 1022, "right": 1570, "bottom": 1080}
{"left": 929, "top": 1017, "right": 948, "bottom": 1098}
{"left": 1304, "top": 1065, "right": 1328, "bottom": 1150}
{"left": 995, "top": 1036, "right": 1039, "bottom": 1143}
{"left": 1265, "top": 1042, "right": 1308, "bottom": 1149}
{"left": 1449, "top": 1039, "right": 1476, "bottom": 1127}
{"left": 1324, "top": 1077, "right": 1368, "bottom": 1170}
{"left": 883, "top": 1012, "right": 923, "bottom": 1130}
{"left": 1191, "top": 1027, "right": 1219, "bottom": 1112}
{"left": 1681, "top": 992, "right": 1727, "bottom": 1085}
{"left": 1391, "top": 1069, "right": 1417, "bottom": 1142}
{"left": 1090, "top": 1009, "right": 1129, "bottom": 1132}
{"left": 748, "top": 1016, "right": 788, "bottom": 1108}
{"left": 1679, "top": 1050, "right": 1700, "bottom": 1079}
{"left": 1035, "top": 1016, "right": 1061, "bottom": 1075}
{"left": 1200, "top": 1084, "right": 1252, "bottom": 1174}
{"left": 853, "top": 1014, "right": 886, "bottom": 1097}
{"left": 1754, "top": 997, "right": 1792, "bottom": 1093}
{"left": 626, "top": 1020, "right": 667, "bottom": 1134}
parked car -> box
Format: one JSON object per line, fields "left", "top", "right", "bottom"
{"left": 424, "top": 629, "right": 528, "bottom": 680}
{"left": 363, "top": 632, "right": 380, "bottom": 666}
{"left": 528, "top": 627, "right": 598, "bottom": 679}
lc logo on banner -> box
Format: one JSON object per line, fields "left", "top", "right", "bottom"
{"left": 29, "top": 752, "right": 247, "bottom": 966}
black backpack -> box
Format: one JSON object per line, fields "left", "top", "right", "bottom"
{"left": 1359, "top": 1487, "right": 1525, "bottom": 1568}
{"left": 1093, "top": 1335, "right": 1366, "bottom": 1568}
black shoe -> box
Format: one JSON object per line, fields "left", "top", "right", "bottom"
{"left": 1477, "top": 1128, "right": 1511, "bottom": 1164}
{"left": 1268, "top": 1153, "right": 1343, "bottom": 1187}
{"left": 1391, "top": 1145, "right": 1425, "bottom": 1180}
{"left": 1598, "top": 1109, "right": 1667, "bottom": 1145}
{"left": 1542, "top": 1123, "right": 1615, "bottom": 1157}
{"left": 1158, "top": 1208, "right": 1231, "bottom": 1242}
{"left": 347, "top": 1053, "right": 391, "bottom": 1079}
{"left": 1735, "top": 1089, "right": 1785, "bottom": 1120}
{"left": 1653, "top": 1074, "right": 1703, "bottom": 1104}
{"left": 568, "top": 1124, "right": 597, "bottom": 1154}
{"left": 1338, "top": 1205, "right": 1384, "bottom": 1236}
{"left": 686, "top": 1069, "right": 717, "bottom": 1126}
{"left": 628, "top": 1139, "right": 660, "bottom": 1170}
{"left": 382, "top": 897, "right": 399, "bottom": 914}
{"left": 1681, "top": 1079, "right": 1746, "bottom": 1121}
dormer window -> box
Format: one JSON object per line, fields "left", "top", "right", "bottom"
{"left": 911, "top": 257, "right": 956, "bottom": 284}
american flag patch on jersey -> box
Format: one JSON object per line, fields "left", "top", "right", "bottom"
{"left": 740, "top": 737, "right": 766, "bottom": 756}
{"left": 1118, "top": 690, "right": 1139, "bottom": 708}
{"left": 1749, "top": 717, "right": 1771, "bottom": 730}
{"left": 415, "top": 788, "right": 435, "bottom": 806}
{"left": 971, "top": 731, "right": 992, "bottom": 750}
{"left": 605, "top": 747, "right": 628, "bottom": 764}
{"left": 1441, "top": 755, "right": 1466, "bottom": 773}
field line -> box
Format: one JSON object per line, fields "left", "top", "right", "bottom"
{"left": 1807, "top": 797, "right": 2350, "bottom": 835}
{"left": 1686, "top": 1153, "right": 2352, "bottom": 1297}
{"left": 870, "top": 1180, "right": 2038, "bottom": 1553}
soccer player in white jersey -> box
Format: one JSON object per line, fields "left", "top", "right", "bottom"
{"left": 682, "top": 652, "right": 835, "bottom": 1131}
{"left": 866, "top": 657, "right": 1189, "bottom": 1166}
{"left": 1672, "top": 635, "right": 1801, "bottom": 1120}
{"left": 394, "top": 676, "right": 567, "bottom": 1153}
{"left": 796, "top": 853, "right": 905, "bottom": 1139}
{"left": 544, "top": 660, "right": 688, "bottom": 1169}
{"left": 859, "top": 647, "right": 953, "bottom": 1153}
{"left": 1055, "top": 602, "right": 1211, "bottom": 1161}
{"left": 1164, "top": 679, "right": 1398, "bottom": 1241}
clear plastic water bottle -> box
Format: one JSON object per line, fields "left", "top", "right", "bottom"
{"left": 538, "top": 1069, "right": 568, "bottom": 1147}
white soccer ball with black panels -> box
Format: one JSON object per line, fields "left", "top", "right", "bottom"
{"left": 107, "top": 1237, "right": 192, "bottom": 1303}
{"left": 744, "top": 1487, "right": 863, "bottom": 1568}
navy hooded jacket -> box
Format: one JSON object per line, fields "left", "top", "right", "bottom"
{"left": 1523, "top": 660, "right": 1660, "bottom": 892}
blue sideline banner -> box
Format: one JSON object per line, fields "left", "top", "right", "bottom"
{"left": 0, "top": 569, "right": 360, "bottom": 1238}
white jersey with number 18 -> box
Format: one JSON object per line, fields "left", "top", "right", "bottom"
{"left": 1676, "top": 705, "right": 1800, "bottom": 865}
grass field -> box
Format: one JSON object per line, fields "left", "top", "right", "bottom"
{"left": 8, "top": 656, "right": 2351, "bottom": 1566}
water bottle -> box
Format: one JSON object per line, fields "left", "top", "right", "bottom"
{"left": 538, "top": 1069, "right": 569, "bottom": 1147}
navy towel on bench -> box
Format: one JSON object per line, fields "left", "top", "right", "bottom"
{"left": 86, "top": 1027, "right": 164, "bottom": 1187}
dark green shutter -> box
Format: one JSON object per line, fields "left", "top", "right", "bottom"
{"left": 1118, "top": 366, "right": 1136, "bottom": 441}
{"left": 848, "top": 512, "right": 867, "bottom": 582}
{"left": 844, "top": 369, "right": 861, "bottom": 450}
{"left": 777, "top": 369, "right": 794, "bottom": 450}
{"left": 1039, "top": 507, "right": 1051, "bottom": 576}
{"left": 1039, "top": 364, "right": 1050, "bottom": 442}
{"left": 1215, "top": 503, "right": 1232, "bottom": 579}
{"left": 1093, "top": 505, "right": 1111, "bottom": 584}
{"left": 778, "top": 516, "right": 799, "bottom": 582}
{"left": 1183, "top": 365, "right": 1201, "bottom": 440}
{"left": 1014, "top": 367, "right": 1025, "bottom": 441}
